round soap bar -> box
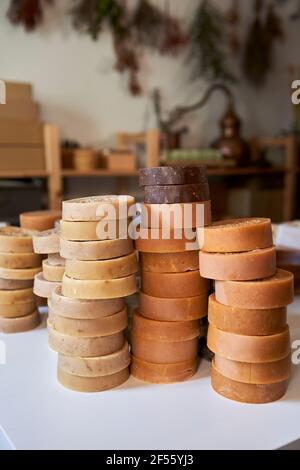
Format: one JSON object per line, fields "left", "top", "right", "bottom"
{"left": 139, "top": 292, "right": 208, "bottom": 321}
{"left": 58, "top": 342, "right": 130, "bottom": 377}
{"left": 62, "top": 273, "right": 137, "bottom": 300}
{"left": 64, "top": 252, "right": 138, "bottom": 281}
{"left": 47, "top": 253, "right": 65, "bottom": 267}
{"left": 48, "top": 306, "right": 128, "bottom": 336}
{"left": 139, "top": 166, "right": 208, "bottom": 186}
{"left": 0, "top": 310, "right": 40, "bottom": 334}
{"left": 131, "top": 356, "right": 198, "bottom": 384}
{"left": 33, "top": 229, "right": 60, "bottom": 254}
{"left": 140, "top": 251, "right": 199, "bottom": 273}
{"left": 215, "top": 269, "right": 294, "bottom": 309}
{"left": 214, "top": 354, "right": 291, "bottom": 385}
{"left": 132, "top": 311, "right": 200, "bottom": 342}
{"left": 131, "top": 332, "right": 199, "bottom": 364}
{"left": 0, "top": 300, "right": 36, "bottom": 318}
{"left": 48, "top": 320, "right": 125, "bottom": 356}
{"left": 60, "top": 219, "right": 130, "bottom": 241}
{"left": 62, "top": 195, "right": 135, "bottom": 221}
{"left": 199, "top": 247, "right": 276, "bottom": 281}
{"left": 0, "top": 287, "right": 34, "bottom": 305}
{"left": 57, "top": 367, "right": 129, "bottom": 393}
{"left": 0, "top": 226, "right": 36, "bottom": 253}
{"left": 141, "top": 271, "right": 209, "bottom": 298}
{"left": 144, "top": 183, "right": 210, "bottom": 204}
{"left": 20, "top": 210, "right": 61, "bottom": 231}
{"left": 50, "top": 286, "right": 125, "bottom": 319}
{"left": 211, "top": 362, "right": 289, "bottom": 404}
{"left": 34, "top": 272, "right": 61, "bottom": 299}
{"left": 0, "top": 278, "right": 33, "bottom": 290}
{"left": 0, "top": 265, "right": 41, "bottom": 281}
{"left": 0, "top": 251, "right": 41, "bottom": 270}
{"left": 208, "top": 294, "right": 287, "bottom": 336}
{"left": 60, "top": 238, "right": 134, "bottom": 261}
{"left": 42, "top": 260, "right": 65, "bottom": 282}
{"left": 198, "top": 218, "right": 273, "bottom": 253}
{"left": 136, "top": 229, "right": 198, "bottom": 253}
{"left": 140, "top": 201, "right": 211, "bottom": 229}
{"left": 207, "top": 325, "right": 290, "bottom": 363}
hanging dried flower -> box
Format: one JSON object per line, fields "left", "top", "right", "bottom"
{"left": 7, "top": 0, "right": 53, "bottom": 31}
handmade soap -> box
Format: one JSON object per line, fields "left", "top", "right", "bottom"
{"left": 208, "top": 294, "right": 287, "bottom": 336}
{"left": 47, "top": 253, "right": 65, "bottom": 267}
{"left": 144, "top": 183, "right": 210, "bottom": 204}
{"left": 0, "top": 287, "right": 34, "bottom": 305}
{"left": 140, "top": 251, "right": 199, "bottom": 273}
{"left": 136, "top": 229, "right": 198, "bottom": 253}
{"left": 0, "top": 226, "right": 36, "bottom": 253}
{"left": 0, "top": 251, "right": 41, "bottom": 269}
{"left": 0, "top": 300, "right": 36, "bottom": 318}
{"left": 198, "top": 218, "right": 273, "bottom": 253}
{"left": 42, "top": 260, "right": 65, "bottom": 282}
{"left": 0, "top": 278, "right": 33, "bottom": 290}
{"left": 211, "top": 362, "right": 289, "bottom": 404}
{"left": 139, "top": 166, "right": 207, "bottom": 186}
{"left": 57, "top": 367, "right": 129, "bottom": 393}
{"left": 62, "top": 273, "right": 137, "bottom": 299}
{"left": 0, "top": 265, "right": 41, "bottom": 281}
{"left": 140, "top": 201, "right": 211, "bottom": 229}
{"left": 139, "top": 292, "right": 208, "bottom": 321}
{"left": 60, "top": 219, "right": 129, "bottom": 241}
{"left": 141, "top": 271, "right": 209, "bottom": 298}
{"left": 60, "top": 238, "right": 134, "bottom": 261}
{"left": 34, "top": 272, "right": 61, "bottom": 299}
{"left": 131, "top": 356, "right": 198, "bottom": 384}
{"left": 215, "top": 269, "right": 294, "bottom": 309}
{"left": 199, "top": 247, "right": 276, "bottom": 281}
{"left": 65, "top": 252, "right": 138, "bottom": 280}
{"left": 0, "top": 310, "right": 40, "bottom": 334}
{"left": 207, "top": 325, "right": 290, "bottom": 363}
{"left": 33, "top": 229, "right": 60, "bottom": 254}
{"left": 62, "top": 195, "right": 135, "bottom": 221}
{"left": 20, "top": 210, "right": 61, "bottom": 231}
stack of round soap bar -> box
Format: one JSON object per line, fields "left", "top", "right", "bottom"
{"left": 50, "top": 195, "right": 137, "bottom": 392}
{"left": 33, "top": 229, "right": 64, "bottom": 299}
{"left": 0, "top": 227, "right": 41, "bottom": 333}
{"left": 199, "top": 218, "right": 294, "bottom": 403}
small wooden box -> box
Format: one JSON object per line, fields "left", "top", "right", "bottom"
{"left": 105, "top": 150, "right": 137, "bottom": 171}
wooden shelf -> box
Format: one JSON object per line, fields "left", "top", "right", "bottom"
{"left": 0, "top": 170, "right": 49, "bottom": 179}
{"left": 62, "top": 169, "right": 139, "bottom": 177}
{"left": 207, "top": 166, "right": 287, "bottom": 176}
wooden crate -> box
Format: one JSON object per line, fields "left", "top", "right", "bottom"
{"left": 105, "top": 150, "right": 137, "bottom": 171}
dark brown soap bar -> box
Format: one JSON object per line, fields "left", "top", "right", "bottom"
{"left": 139, "top": 166, "right": 207, "bottom": 187}
{"left": 144, "top": 183, "right": 210, "bottom": 204}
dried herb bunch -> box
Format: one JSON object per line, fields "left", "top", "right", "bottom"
{"left": 7, "top": 0, "right": 54, "bottom": 31}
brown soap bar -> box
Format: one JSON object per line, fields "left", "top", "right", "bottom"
{"left": 214, "top": 354, "right": 291, "bottom": 385}
{"left": 139, "top": 166, "right": 207, "bottom": 187}
{"left": 211, "top": 362, "right": 289, "bottom": 404}
{"left": 0, "top": 300, "right": 36, "bottom": 319}
{"left": 199, "top": 247, "right": 276, "bottom": 281}
{"left": 131, "top": 332, "right": 199, "bottom": 364}
{"left": 57, "top": 367, "right": 129, "bottom": 393}
{"left": 140, "top": 201, "right": 211, "bottom": 229}
{"left": 139, "top": 292, "right": 208, "bottom": 321}
{"left": 140, "top": 251, "right": 199, "bottom": 273}
{"left": 132, "top": 311, "right": 200, "bottom": 342}
{"left": 0, "top": 278, "right": 33, "bottom": 290}
{"left": 207, "top": 324, "right": 290, "bottom": 363}
{"left": 131, "top": 356, "right": 198, "bottom": 384}
{"left": 215, "top": 269, "right": 294, "bottom": 309}
{"left": 198, "top": 218, "right": 273, "bottom": 253}
{"left": 144, "top": 183, "right": 210, "bottom": 204}
{"left": 0, "top": 287, "right": 34, "bottom": 305}
{"left": 136, "top": 229, "right": 198, "bottom": 253}
{"left": 208, "top": 294, "right": 287, "bottom": 336}
{"left": 20, "top": 210, "right": 61, "bottom": 231}
{"left": 141, "top": 271, "right": 209, "bottom": 298}
{"left": 0, "top": 310, "right": 40, "bottom": 334}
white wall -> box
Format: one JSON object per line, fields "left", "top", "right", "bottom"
{"left": 0, "top": 0, "right": 299, "bottom": 147}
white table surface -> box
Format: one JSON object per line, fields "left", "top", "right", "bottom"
{"left": 0, "top": 299, "right": 300, "bottom": 451}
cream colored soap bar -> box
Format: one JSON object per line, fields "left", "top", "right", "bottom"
{"left": 139, "top": 292, "right": 208, "bottom": 321}
{"left": 62, "top": 273, "right": 137, "bottom": 300}
{"left": 0, "top": 287, "right": 34, "bottom": 305}
{"left": 47, "top": 253, "right": 65, "bottom": 267}
{"left": 0, "top": 310, "right": 40, "bottom": 334}
{"left": 57, "top": 367, "right": 130, "bottom": 393}
{"left": 0, "top": 301, "right": 36, "bottom": 318}
{"left": 62, "top": 195, "right": 135, "bottom": 221}
{"left": 34, "top": 272, "right": 61, "bottom": 299}
{"left": 140, "top": 251, "right": 199, "bottom": 273}
{"left": 140, "top": 201, "right": 211, "bottom": 229}
{"left": 0, "top": 265, "right": 41, "bottom": 281}
{"left": 60, "top": 238, "right": 134, "bottom": 261}
{"left": 0, "top": 251, "right": 42, "bottom": 269}
{"left": 33, "top": 229, "right": 60, "bottom": 254}
{"left": 0, "top": 226, "right": 36, "bottom": 253}
{"left": 141, "top": 270, "right": 209, "bottom": 298}
{"left": 42, "top": 260, "right": 65, "bottom": 282}
{"left": 20, "top": 210, "right": 61, "bottom": 231}
{"left": 60, "top": 219, "right": 130, "bottom": 241}
{"left": 0, "top": 278, "right": 33, "bottom": 290}
{"left": 65, "top": 252, "right": 137, "bottom": 280}
{"left": 131, "top": 356, "right": 198, "bottom": 384}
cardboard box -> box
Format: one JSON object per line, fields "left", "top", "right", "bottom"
{"left": 105, "top": 150, "right": 137, "bottom": 171}
{"left": 0, "top": 147, "right": 45, "bottom": 171}
{"left": 0, "top": 121, "right": 44, "bottom": 145}
{"left": 3, "top": 81, "right": 32, "bottom": 102}
{"left": 0, "top": 102, "right": 39, "bottom": 121}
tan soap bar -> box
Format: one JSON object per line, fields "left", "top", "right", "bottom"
{"left": 33, "top": 229, "right": 60, "bottom": 254}
{"left": 62, "top": 273, "right": 137, "bottom": 300}
{"left": 0, "top": 310, "right": 40, "bottom": 334}
{"left": 208, "top": 294, "right": 287, "bottom": 336}
{"left": 42, "top": 260, "right": 65, "bottom": 282}
{"left": 0, "top": 226, "right": 36, "bottom": 253}
{"left": 48, "top": 320, "right": 125, "bottom": 356}
{"left": 0, "top": 300, "right": 36, "bottom": 318}
{"left": 141, "top": 271, "right": 209, "bottom": 298}
{"left": 0, "top": 265, "right": 41, "bottom": 281}
{"left": 132, "top": 311, "right": 200, "bottom": 341}
{"left": 131, "top": 356, "right": 198, "bottom": 384}
{"left": 215, "top": 269, "right": 294, "bottom": 309}
{"left": 0, "top": 287, "right": 34, "bottom": 305}
{"left": 0, "top": 278, "right": 33, "bottom": 290}
{"left": 0, "top": 251, "right": 42, "bottom": 270}
{"left": 47, "top": 253, "right": 65, "bottom": 267}
{"left": 139, "top": 292, "right": 208, "bottom": 321}
{"left": 50, "top": 286, "right": 125, "bottom": 319}
{"left": 60, "top": 238, "right": 134, "bottom": 261}
{"left": 214, "top": 354, "right": 291, "bottom": 385}
{"left": 57, "top": 367, "right": 129, "bottom": 393}
{"left": 199, "top": 218, "right": 273, "bottom": 253}
{"left": 136, "top": 230, "right": 198, "bottom": 253}
{"left": 48, "top": 306, "right": 128, "bottom": 336}
{"left": 199, "top": 247, "right": 276, "bottom": 281}
{"left": 140, "top": 201, "right": 211, "bottom": 229}
{"left": 207, "top": 325, "right": 290, "bottom": 363}
{"left": 65, "top": 252, "right": 138, "bottom": 281}
{"left": 34, "top": 272, "right": 61, "bottom": 299}
{"left": 140, "top": 251, "right": 199, "bottom": 273}
{"left": 62, "top": 195, "right": 135, "bottom": 221}
{"left": 58, "top": 342, "right": 130, "bottom": 377}
{"left": 60, "top": 219, "right": 130, "bottom": 241}
{"left": 211, "top": 362, "right": 289, "bottom": 404}
{"left": 20, "top": 210, "right": 61, "bottom": 231}
{"left": 131, "top": 332, "right": 199, "bottom": 364}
